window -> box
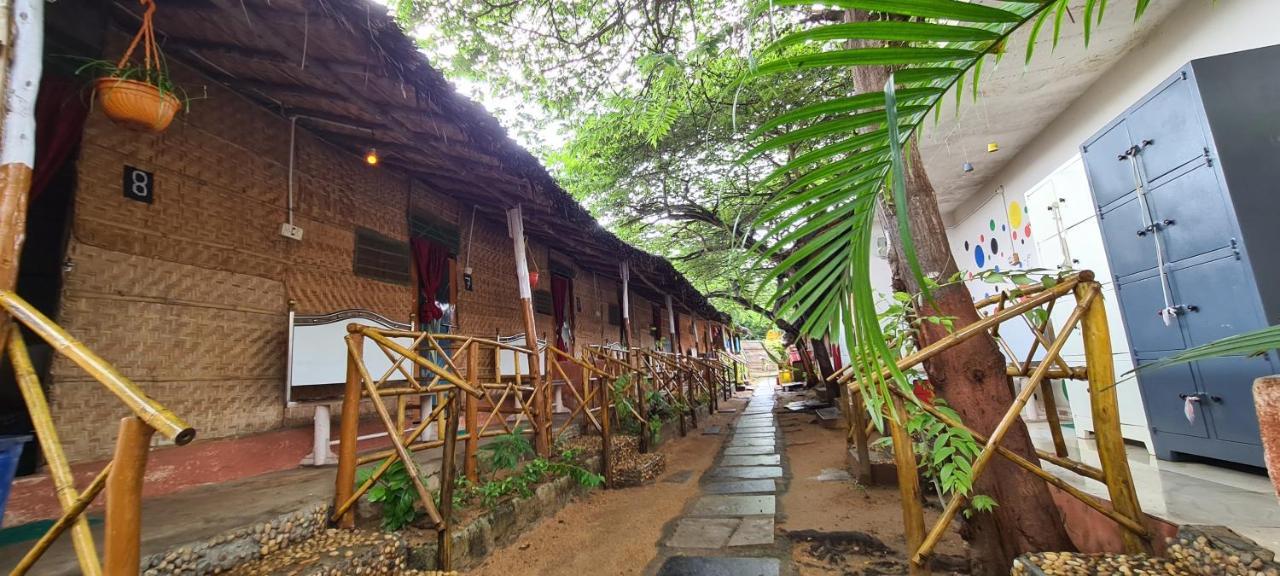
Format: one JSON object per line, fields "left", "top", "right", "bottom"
{"left": 607, "top": 304, "right": 622, "bottom": 326}
{"left": 353, "top": 227, "right": 410, "bottom": 285}
{"left": 533, "top": 289, "right": 554, "bottom": 315}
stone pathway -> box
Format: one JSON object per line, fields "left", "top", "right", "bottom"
{"left": 656, "top": 382, "right": 783, "bottom": 576}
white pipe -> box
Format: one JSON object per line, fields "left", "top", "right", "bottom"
{"left": 287, "top": 116, "right": 297, "bottom": 226}
{"left": 665, "top": 294, "right": 677, "bottom": 352}
{"left": 1, "top": 0, "right": 43, "bottom": 167}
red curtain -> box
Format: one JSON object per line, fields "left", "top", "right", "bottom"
{"left": 411, "top": 237, "right": 449, "bottom": 324}
{"left": 551, "top": 274, "right": 570, "bottom": 350}
{"left": 30, "top": 76, "right": 89, "bottom": 203}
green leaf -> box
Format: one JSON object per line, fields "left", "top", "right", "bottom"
{"left": 763, "top": 22, "right": 1001, "bottom": 55}
{"left": 1134, "top": 325, "right": 1280, "bottom": 373}
{"left": 883, "top": 74, "right": 929, "bottom": 299}
{"left": 750, "top": 48, "right": 979, "bottom": 78}
{"left": 759, "top": 0, "right": 1023, "bottom": 23}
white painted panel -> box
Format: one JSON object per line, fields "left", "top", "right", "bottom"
{"left": 1110, "top": 355, "right": 1149, "bottom": 429}
{"left": 497, "top": 335, "right": 548, "bottom": 376}
{"left": 290, "top": 319, "right": 413, "bottom": 387}
{"left": 1050, "top": 158, "right": 1095, "bottom": 229}
{"left": 1035, "top": 234, "right": 1067, "bottom": 273}
{"left": 1063, "top": 218, "right": 1112, "bottom": 283}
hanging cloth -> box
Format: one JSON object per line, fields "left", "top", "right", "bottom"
{"left": 30, "top": 76, "right": 88, "bottom": 203}
{"left": 411, "top": 237, "right": 449, "bottom": 324}
{"left": 551, "top": 274, "right": 572, "bottom": 350}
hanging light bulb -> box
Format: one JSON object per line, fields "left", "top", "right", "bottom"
{"left": 364, "top": 147, "right": 379, "bottom": 166}
{"left": 987, "top": 142, "right": 1000, "bottom": 153}
{"left": 962, "top": 162, "right": 975, "bottom": 173}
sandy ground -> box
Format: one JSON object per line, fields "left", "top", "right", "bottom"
{"left": 778, "top": 408, "right": 970, "bottom": 576}
{"left": 466, "top": 396, "right": 748, "bottom": 576}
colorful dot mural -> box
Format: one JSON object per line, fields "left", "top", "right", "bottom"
{"left": 974, "top": 245, "right": 985, "bottom": 267}
{"left": 1007, "top": 201, "right": 1023, "bottom": 228}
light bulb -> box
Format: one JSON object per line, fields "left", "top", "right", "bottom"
{"left": 365, "top": 147, "right": 379, "bottom": 166}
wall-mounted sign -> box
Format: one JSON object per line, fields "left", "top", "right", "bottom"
{"left": 123, "top": 166, "right": 153, "bottom": 204}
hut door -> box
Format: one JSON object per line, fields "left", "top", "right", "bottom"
{"left": 411, "top": 237, "right": 454, "bottom": 334}
{"left": 551, "top": 273, "right": 573, "bottom": 351}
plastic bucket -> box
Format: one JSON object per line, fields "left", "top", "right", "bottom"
{"left": 0, "top": 435, "right": 32, "bottom": 523}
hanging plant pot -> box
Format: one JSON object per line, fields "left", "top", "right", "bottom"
{"left": 95, "top": 77, "right": 181, "bottom": 133}
{"left": 528, "top": 271, "right": 541, "bottom": 289}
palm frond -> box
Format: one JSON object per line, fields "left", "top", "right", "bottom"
{"left": 745, "top": 0, "right": 1148, "bottom": 414}
{"left": 1134, "top": 325, "right": 1280, "bottom": 373}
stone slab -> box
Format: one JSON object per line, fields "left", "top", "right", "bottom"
{"left": 657, "top": 556, "right": 781, "bottom": 576}
{"left": 728, "top": 516, "right": 775, "bottom": 547}
{"left": 727, "top": 438, "right": 775, "bottom": 448}
{"left": 709, "top": 466, "right": 784, "bottom": 480}
{"left": 665, "top": 518, "right": 738, "bottom": 549}
{"left": 703, "top": 479, "right": 777, "bottom": 495}
{"left": 733, "top": 432, "right": 776, "bottom": 439}
{"left": 724, "top": 446, "right": 775, "bottom": 456}
{"left": 689, "top": 495, "right": 776, "bottom": 516}
{"left": 721, "top": 454, "right": 781, "bottom": 467}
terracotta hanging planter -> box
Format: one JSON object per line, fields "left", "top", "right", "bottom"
{"left": 82, "top": 0, "right": 185, "bottom": 134}
{"left": 528, "top": 271, "right": 541, "bottom": 289}
{"left": 94, "top": 77, "right": 181, "bottom": 133}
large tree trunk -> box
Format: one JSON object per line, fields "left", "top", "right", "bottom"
{"left": 847, "top": 13, "right": 1075, "bottom": 573}
{"left": 808, "top": 337, "right": 841, "bottom": 401}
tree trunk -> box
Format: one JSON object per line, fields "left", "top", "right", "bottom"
{"left": 847, "top": 12, "right": 1076, "bottom": 573}
{"left": 809, "top": 337, "right": 841, "bottom": 401}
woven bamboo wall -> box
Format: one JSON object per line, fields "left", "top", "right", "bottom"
{"left": 50, "top": 33, "right": 422, "bottom": 461}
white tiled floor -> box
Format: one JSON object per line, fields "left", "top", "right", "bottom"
{"left": 1026, "top": 421, "right": 1280, "bottom": 553}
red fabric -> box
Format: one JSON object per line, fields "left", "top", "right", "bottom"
{"left": 411, "top": 237, "right": 449, "bottom": 324}
{"left": 551, "top": 274, "right": 571, "bottom": 350}
{"left": 829, "top": 343, "right": 843, "bottom": 371}
{"left": 913, "top": 381, "right": 935, "bottom": 405}
{"left": 30, "top": 76, "right": 88, "bottom": 203}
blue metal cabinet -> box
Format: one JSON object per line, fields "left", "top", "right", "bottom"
{"left": 1081, "top": 45, "right": 1280, "bottom": 467}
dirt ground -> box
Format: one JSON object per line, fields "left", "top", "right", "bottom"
{"left": 778, "top": 408, "right": 970, "bottom": 576}
{"left": 466, "top": 396, "right": 748, "bottom": 576}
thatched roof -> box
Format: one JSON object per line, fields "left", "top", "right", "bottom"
{"left": 107, "top": 0, "right": 727, "bottom": 322}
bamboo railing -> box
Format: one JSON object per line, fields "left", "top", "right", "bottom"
{"left": 1, "top": 290, "right": 196, "bottom": 576}
{"left": 839, "top": 272, "right": 1149, "bottom": 575}
{"left": 334, "top": 331, "right": 725, "bottom": 570}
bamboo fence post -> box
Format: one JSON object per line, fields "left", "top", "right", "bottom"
{"left": 686, "top": 359, "right": 699, "bottom": 429}
{"left": 1040, "top": 378, "right": 1069, "bottom": 458}
{"left": 507, "top": 206, "right": 548, "bottom": 456}
{"left": 889, "top": 395, "right": 928, "bottom": 576}
{"left": 437, "top": 390, "right": 461, "bottom": 571}
{"left": 849, "top": 389, "right": 873, "bottom": 485}
{"left": 465, "top": 340, "right": 480, "bottom": 482}
{"left": 912, "top": 290, "right": 1094, "bottom": 564}
{"left": 9, "top": 329, "right": 101, "bottom": 575}
{"left": 633, "top": 351, "right": 650, "bottom": 453}
{"left": 104, "top": 416, "right": 154, "bottom": 576}
{"left": 1076, "top": 281, "right": 1149, "bottom": 554}
{"left": 599, "top": 375, "right": 613, "bottom": 488}
{"left": 333, "top": 331, "right": 363, "bottom": 529}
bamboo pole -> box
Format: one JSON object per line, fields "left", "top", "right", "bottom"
{"left": 839, "top": 275, "right": 1082, "bottom": 386}
{"left": 12, "top": 462, "right": 111, "bottom": 575}
{"left": 1, "top": 292, "right": 195, "bottom": 444}
{"left": 633, "top": 351, "right": 650, "bottom": 453}
{"left": 849, "top": 390, "right": 873, "bottom": 485}
{"left": 333, "top": 332, "right": 363, "bottom": 529}
{"left": 911, "top": 290, "right": 1094, "bottom": 565}
{"left": 465, "top": 340, "right": 480, "bottom": 482}
{"left": 9, "top": 328, "right": 102, "bottom": 576}
{"left": 889, "top": 395, "right": 928, "bottom": 576}
{"left": 0, "top": 0, "right": 42, "bottom": 358}
{"left": 358, "top": 329, "right": 482, "bottom": 398}
{"left": 507, "top": 206, "right": 548, "bottom": 456}
{"left": 437, "top": 390, "right": 460, "bottom": 571}
{"left": 104, "top": 417, "right": 154, "bottom": 576}
{"left": 1077, "top": 281, "right": 1149, "bottom": 554}
{"left": 599, "top": 375, "right": 613, "bottom": 488}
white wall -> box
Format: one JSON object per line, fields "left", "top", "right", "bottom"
{"left": 943, "top": 0, "right": 1280, "bottom": 450}
{"left": 955, "top": 0, "right": 1280, "bottom": 219}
